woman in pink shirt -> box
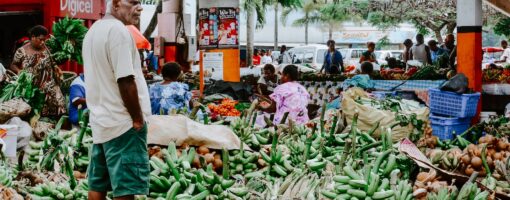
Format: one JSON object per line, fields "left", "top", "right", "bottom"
{"left": 258, "top": 65, "right": 310, "bottom": 125}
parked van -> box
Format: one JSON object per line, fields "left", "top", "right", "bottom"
{"left": 286, "top": 44, "right": 330, "bottom": 71}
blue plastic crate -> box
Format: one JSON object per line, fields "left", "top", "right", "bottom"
{"left": 428, "top": 88, "right": 480, "bottom": 118}
{"left": 430, "top": 114, "right": 471, "bottom": 140}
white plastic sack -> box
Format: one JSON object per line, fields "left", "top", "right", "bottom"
{"left": 147, "top": 115, "right": 243, "bottom": 150}
{"left": 6, "top": 117, "right": 32, "bottom": 149}
{"left": 341, "top": 88, "right": 429, "bottom": 141}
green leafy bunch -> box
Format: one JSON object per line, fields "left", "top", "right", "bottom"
{"left": 46, "top": 17, "right": 88, "bottom": 65}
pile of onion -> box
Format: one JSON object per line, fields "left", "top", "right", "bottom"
{"left": 191, "top": 144, "right": 223, "bottom": 170}
{"left": 459, "top": 135, "right": 510, "bottom": 177}
{"left": 413, "top": 170, "right": 456, "bottom": 200}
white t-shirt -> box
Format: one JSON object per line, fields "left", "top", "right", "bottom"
{"left": 411, "top": 44, "right": 428, "bottom": 64}
{"left": 501, "top": 48, "right": 510, "bottom": 63}
{"left": 261, "top": 55, "right": 272, "bottom": 64}
{"left": 83, "top": 15, "right": 151, "bottom": 144}
{"left": 257, "top": 75, "right": 279, "bottom": 92}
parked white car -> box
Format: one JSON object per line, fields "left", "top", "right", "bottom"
{"left": 338, "top": 48, "right": 368, "bottom": 67}
{"left": 375, "top": 50, "right": 404, "bottom": 65}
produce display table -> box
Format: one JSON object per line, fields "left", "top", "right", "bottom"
{"left": 299, "top": 80, "right": 446, "bottom": 105}
{"left": 372, "top": 80, "right": 446, "bottom": 91}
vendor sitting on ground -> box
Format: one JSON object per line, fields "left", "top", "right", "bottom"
{"left": 257, "top": 64, "right": 279, "bottom": 97}
{"left": 150, "top": 62, "right": 192, "bottom": 114}
{"left": 68, "top": 74, "right": 87, "bottom": 125}
{"left": 342, "top": 61, "right": 375, "bottom": 91}
{"left": 258, "top": 65, "right": 310, "bottom": 125}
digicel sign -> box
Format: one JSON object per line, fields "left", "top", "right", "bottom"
{"left": 58, "top": 0, "right": 102, "bottom": 20}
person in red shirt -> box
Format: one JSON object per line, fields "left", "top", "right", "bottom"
{"left": 253, "top": 49, "right": 261, "bottom": 65}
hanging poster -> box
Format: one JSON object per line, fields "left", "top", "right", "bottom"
{"left": 203, "top": 52, "right": 224, "bottom": 80}
{"left": 198, "top": 8, "right": 218, "bottom": 49}
{"left": 217, "top": 7, "right": 239, "bottom": 48}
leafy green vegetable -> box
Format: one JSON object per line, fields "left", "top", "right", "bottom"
{"left": 46, "top": 17, "right": 88, "bottom": 65}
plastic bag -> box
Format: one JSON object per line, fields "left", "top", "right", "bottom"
{"left": 147, "top": 115, "right": 245, "bottom": 150}
{"left": 341, "top": 88, "right": 429, "bottom": 141}
{"left": 5, "top": 117, "right": 32, "bottom": 149}
{"left": 440, "top": 73, "right": 468, "bottom": 94}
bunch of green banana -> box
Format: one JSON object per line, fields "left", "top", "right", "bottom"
{"left": 26, "top": 141, "right": 44, "bottom": 168}
{"left": 0, "top": 163, "right": 14, "bottom": 187}
{"left": 149, "top": 147, "right": 249, "bottom": 200}
{"left": 321, "top": 165, "right": 398, "bottom": 199}
{"left": 258, "top": 132, "right": 295, "bottom": 178}
{"left": 426, "top": 187, "right": 458, "bottom": 200}
{"left": 228, "top": 150, "right": 258, "bottom": 175}
{"left": 278, "top": 170, "right": 325, "bottom": 199}
{"left": 230, "top": 114, "right": 270, "bottom": 150}
{"left": 73, "top": 180, "right": 89, "bottom": 200}
{"left": 29, "top": 181, "right": 75, "bottom": 200}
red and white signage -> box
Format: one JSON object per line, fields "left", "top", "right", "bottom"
{"left": 58, "top": 0, "right": 102, "bottom": 20}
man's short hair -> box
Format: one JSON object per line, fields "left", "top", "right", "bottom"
{"left": 263, "top": 64, "right": 275, "bottom": 73}
{"left": 327, "top": 40, "right": 335, "bottom": 46}
{"left": 428, "top": 40, "right": 438, "bottom": 46}
{"left": 360, "top": 62, "right": 374, "bottom": 74}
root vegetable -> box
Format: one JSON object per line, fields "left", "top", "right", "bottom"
{"left": 461, "top": 154, "right": 471, "bottom": 165}
{"left": 204, "top": 153, "right": 215, "bottom": 163}
{"left": 198, "top": 145, "right": 210, "bottom": 155}
{"left": 474, "top": 148, "right": 481, "bottom": 157}
{"left": 487, "top": 157, "right": 494, "bottom": 168}
{"left": 465, "top": 165, "right": 474, "bottom": 176}
{"left": 214, "top": 153, "right": 221, "bottom": 160}
{"left": 213, "top": 158, "right": 223, "bottom": 169}
{"left": 417, "top": 172, "right": 429, "bottom": 182}
{"left": 471, "top": 157, "right": 482, "bottom": 169}
{"left": 413, "top": 188, "right": 427, "bottom": 198}
{"left": 497, "top": 141, "right": 507, "bottom": 151}
{"left": 494, "top": 152, "right": 503, "bottom": 161}
{"left": 193, "top": 155, "right": 201, "bottom": 168}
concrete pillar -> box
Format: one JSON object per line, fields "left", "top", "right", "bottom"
{"left": 158, "top": 0, "right": 180, "bottom": 43}
{"left": 456, "top": 0, "right": 482, "bottom": 92}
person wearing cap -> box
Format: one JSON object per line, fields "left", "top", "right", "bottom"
{"left": 428, "top": 40, "right": 448, "bottom": 63}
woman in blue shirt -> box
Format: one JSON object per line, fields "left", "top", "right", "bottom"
{"left": 150, "top": 62, "right": 192, "bottom": 114}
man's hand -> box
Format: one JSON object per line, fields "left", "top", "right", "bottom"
{"left": 133, "top": 120, "right": 144, "bottom": 131}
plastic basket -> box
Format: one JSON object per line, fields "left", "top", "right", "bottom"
{"left": 428, "top": 88, "right": 480, "bottom": 118}
{"left": 430, "top": 114, "right": 471, "bottom": 140}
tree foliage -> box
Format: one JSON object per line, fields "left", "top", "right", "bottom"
{"left": 366, "top": 0, "right": 503, "bottom": 43}
{"left": 494, "top": 17, "right": 510, "bottom": 39}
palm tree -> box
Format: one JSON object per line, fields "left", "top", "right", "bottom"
{"left": 242, "top": 0, "right": 267, "bottom": 66}
{"left": 281, "top": 0, "right": 321, "bottom": 45}
{"left": 319, "top": 1, "right": 367, "bottom": 40}
{"left": 271, "top": 0, "right": 302, "bottom": 50}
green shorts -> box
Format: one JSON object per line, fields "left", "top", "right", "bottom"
{"left": 87, "top": 125, "right": 149, "bottom": 197}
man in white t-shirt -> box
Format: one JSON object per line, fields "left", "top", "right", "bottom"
{"left": 496, "top": 40, "right": 510, "bottom": 64}
{"left": 83, "top": 0, "right": 151, "bottom": 199}
{"left": 261, "top": 49, "right": 273, "bottom": 64}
